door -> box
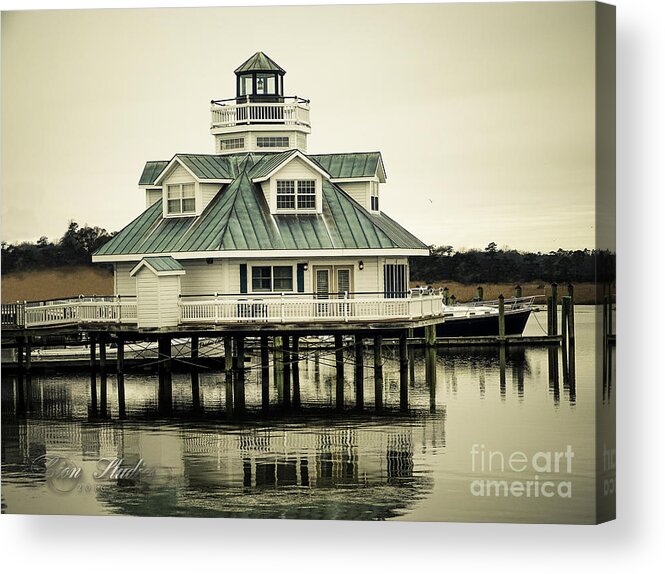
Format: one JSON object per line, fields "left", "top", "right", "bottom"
{"left": 315, "top": 267, "right": 331, "bottom": 299}
{"left": 314, "top": 267, "right": 331, "bottom": 318}
{"left": 336, "top": 268, "right": 351, "bottom": 297}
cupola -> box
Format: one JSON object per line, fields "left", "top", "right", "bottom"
{"left": 235, "top": 51, "right": 286, "bottom": 103}
{"left": 210, "top": 52, "right": 311, "bottom": 155}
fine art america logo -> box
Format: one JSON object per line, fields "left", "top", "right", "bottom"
{"left": 30, "top": 455, "right": 160, "bottom": 493}
{"left": 469, "top": 444, "right": 575, "bottom": 498}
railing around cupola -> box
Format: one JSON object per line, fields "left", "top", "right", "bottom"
{"left": 210, "top": 96, "right": 311, "bottom": 129}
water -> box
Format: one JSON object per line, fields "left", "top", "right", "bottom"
{"left": 1, "top": 306, "right": 614, "bottom": 522}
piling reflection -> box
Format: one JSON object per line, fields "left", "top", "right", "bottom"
{"left": 2, "top": 319, "right": 601, "bottom": 520}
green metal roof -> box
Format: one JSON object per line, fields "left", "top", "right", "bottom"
{"left": 139, "top": 152, "right": 383, "bottom": 187}
{"left": 142, "top": 256, "right": 184, "bottom": 272}
{"left": 234, "top": 52, "right": 286, "bottom": 74}
{"left": 139, "top": 161, "right": 169, "bottom": 186}
{"left": 96, "top": 169, "right": 426, "bottom": 257}
{"left": 310, "top": 152, "right": 385, "bottom": 180}
{"left": 176, "top": 154, "right": 237, "bottom": 180}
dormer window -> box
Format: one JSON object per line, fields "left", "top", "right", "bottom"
{"left": 167, "top": 183, "right": 195, "bottom": 215}
{"left": 370, "top": 181, "right": 380, "bottom": 212}
{"left": 276, "top": 179, "right": 316, "bottom": 211}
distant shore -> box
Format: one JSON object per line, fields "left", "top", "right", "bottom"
{"left": 2, "top": 267, "right": 601, "bottom": 305}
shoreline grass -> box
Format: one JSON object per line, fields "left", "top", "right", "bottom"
{"left": 2, "top": 267, "right": 602, "bottom": 305}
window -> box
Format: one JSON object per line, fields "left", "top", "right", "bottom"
{"left": 251, "top": 266, "right": 272, "bottom": 292}
{"left": 384, "top": 264, "right": 408, "bottom": 298}
{"left": 276, "top": 179, "right": 316, "bottom": 211}
{"left": 251, "top": 265, "right": 293, "bottom": 292}
{"left": 276, "top": 180, "right": 295, "bottom": 209}
{"left": 273, "top": 266, "right": 293, "bottom": 291}
{"left": 239, "top": 75, "right": 252, "bottom": 96}
{"left": 370, "top": 181, "right": 380, "bottom": 211}
{"left": 256, "top": 74, "right": 277, "bottom": 94}
{"left": 297, "top": 180, "right": 316, "bottom": 209}
{"left": 257, "top": 136, "right": 290, "bottom": 148}
{"left": 166, "top": 183, "right": 195, "bottom": 215}
{"left": 220, "top": 137, "right": 244, "bottom": 151}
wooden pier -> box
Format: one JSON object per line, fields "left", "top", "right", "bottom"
{"left": 1, "top": 282, "right": 593, "bottom": 416}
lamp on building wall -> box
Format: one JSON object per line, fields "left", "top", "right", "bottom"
{"left": 358, "top": 260, "right": 364, "bottom": 270}
{"left": 303, "top": 263, "right": 308, "bottom": 271}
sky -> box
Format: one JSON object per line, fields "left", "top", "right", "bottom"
{"left": 1, "top": 2, "right": 597, "bottom": 252}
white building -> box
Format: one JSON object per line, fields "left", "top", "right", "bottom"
{"left": 92, "top": 52, "right": 432, "bottom": 329}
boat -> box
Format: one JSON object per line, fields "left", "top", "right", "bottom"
{"left": 433, "top": 296, "right": 535, "bottom": 337}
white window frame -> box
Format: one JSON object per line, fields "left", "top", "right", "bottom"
{"left": 370, "top": 180, "right": 380, "bottom": 212}
{"left": 220, "top": 137, "right": 245, "bottom": 151}
{"left": 166, "top": 183, "right": 196, "bottom": 216}
{"left": 257, "top": 136, "right": 290, "bottom": 148}
{"left": 250, "top": 264, "right": 294, "bottom": 293}
{"left": 275, "top": 179, "right": 317, "bottom": 212}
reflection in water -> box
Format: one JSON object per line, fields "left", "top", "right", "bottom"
{"left": 2, "top": 308, "right": 611, "bottom": 522}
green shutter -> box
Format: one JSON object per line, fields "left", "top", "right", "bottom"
{"left": 297, "top": 263, "right": 306, "bottom": 293}
{"left": 240, "top": 264, "right": 247, "bottom": 293}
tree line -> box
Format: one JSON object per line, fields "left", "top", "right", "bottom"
{"left": 1, "top": 222, "right": 115, "bottom": 274}
{"left": 2, "top": 224, "right": 614, "bottom": 285}
{"left": 408, "top": 242, "right": 615, "bottom": 284}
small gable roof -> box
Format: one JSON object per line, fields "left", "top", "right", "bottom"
{"left": 139, "top": 161, "right": 169, "bottom": 186}
{"left": 310, "top": 152, "right": 387, "bottom": 182}
{"left": 130, "top": 256, "right": 185, "bottom": 277}
{"left": 250, "top": 150, "right": 330, "bottom": 182}
{"left": 234, "top": 52, "right": 285, "bottom": 74}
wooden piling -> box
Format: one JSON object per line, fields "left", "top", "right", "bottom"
{"left": 24, "top": 336, "right": 32, "bottom": 373}
{"left": 567, "top": 283, "right": 576, "bottom": 343}
{"left": 425, "top": 346, "right": 437, "bottom": 412}
{"left": 443, "top": 287, "right": 449, "bottom": 305}
{"left": 607, "top": 286, "right": 613, "bottom": 337}
{"left": 99, "top": 335, "right": 107, "bottom": 412}
{"left": 158, "top": 336, "right": 172, "bottom": 411}
{"left": 234, "top": 336, "right": 246, "bottom": 411}
{"left": 117, "top": 337, "right": 126, "bottom": 417}
{"left": 17, "top": 337, "right": 25, "bottom": 375}
{"left": 89, "top": 333, "right": 97, "bottom": 409}
{"left": 273, "top": 336, "right": 284, "bottom": 405}
{"left": 292, "top": 335, "right": 301, "bottom": 408}
{"left": 335, "top": 334, "right": 344, "bottom": 409}
{"left": 260, "top": 335, "right": 270, "bottom": 409}
{"left": 425, "top": 324, "right": 437, "bottom": 347}
{"left": 408, "top": 328, "right": 415, "bottom": 384}
{"left": 561, "top": 297, "right": 569, "bottom": 379}
{"left": 551, "top": 283, "right": 558, "bottom": 336}
{"left": 498, "top": 294, "right": 506, "bottom": 341}
{"left": 374, "top": 335, "right": 383, "bottom": 411}
{"left": 224, "top": 336, "right": 234, "bottom": 415}
{"left": 354, "top": 336, "right": 364, "bottom": 408}
{"left": 476, "top": 286, "right": 484, "bottom": 302}
{"left": 399, "top": 331, "right": 408, "bottom": 410}
{"left": 282, "top": 335, "right": 291, "bottom": 408}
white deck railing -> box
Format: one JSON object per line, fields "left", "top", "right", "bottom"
{"left": 210, "top": 98, "right": 310, "bottom": 130}
{"left": 179, "top": 291, "right": 444, "bottom": 324}
{"left": 6, "top": 291, "right": 444, "bottom": 329}
{"left": 19, "top": 297, "right": 138, "bottom": 328}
